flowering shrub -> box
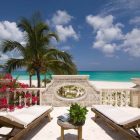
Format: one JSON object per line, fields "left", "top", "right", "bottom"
{"left": 0, "top": 73, "right": 38, "bottom": 111}
{"left": 0, "top": 73, "right": 29, "bottom": 93}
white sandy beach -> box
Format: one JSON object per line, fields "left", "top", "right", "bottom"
{"left": 18, "top": 80, "right": 135, "bottom": 90}
{"left": 89, "top": 81, "right": 135, "bottom": 89}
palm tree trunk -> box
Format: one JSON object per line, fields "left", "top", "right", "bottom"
{"left": 44, "top": 73, "right": 46, "bottom": 87}
{"left": 29, "top": 75, "right": 32, "bottom": 87}
{"left": 36, "top": 69, "right": 41, "bottom": 87}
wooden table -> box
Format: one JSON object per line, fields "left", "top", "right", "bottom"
{"left": 57, "top": 119, "right": 83, "bottom": 140}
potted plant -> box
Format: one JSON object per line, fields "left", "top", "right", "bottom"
{"left": 68, "top": 103, "right": 88, "bottom": 125}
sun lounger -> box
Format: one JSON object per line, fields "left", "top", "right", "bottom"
{"left": 91, "top": 105, "right": 140, "bottom": 140}
{"left": 0, "top": 105, "right": 53, "bottom": 140}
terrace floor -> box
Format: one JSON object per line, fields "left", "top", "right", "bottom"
{"left": 21, "top": 107, "right": 126, "bottom": 140}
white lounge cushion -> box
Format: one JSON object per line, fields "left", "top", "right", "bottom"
{"left": 6, "top": 113, "right": 37, "bottom": 128}
{"left": 22, "top": 105, "right": 52, "bottom": 118}
{"left": 92, "top": 105, "right": 140, "bottom": 125}
{"left": 0, "top": 105, "right": 52, "bottom": 128}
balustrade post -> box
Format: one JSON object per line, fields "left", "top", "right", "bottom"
{"left": 99, "top": 90, "right": 102, "bottom": 104}
{"left": 120, "top": 91, "right": 122, "bottom": 106}
{"left": 130, "top": 89, "right": 140, "bottom": 107}
{"left": 19, "top": 95, "right": 21, "bottom": 106}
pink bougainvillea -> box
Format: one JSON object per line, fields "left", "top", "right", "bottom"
{"left": 0, "top": 97, "right": 8, "bottom": 108}
{"left": 0, "top": 73, "right": 29, "bottom": 110}
{"left": 0, "top": 73, "right": 29, "bottom": 94}
{"left": 0, "top": 73, "right": 39, "bottom": 111}
{"left": 3, "top": 73, "right": 13, "bottom": 80}
{"left": 32, "top": 96, "right": 38, "bottom": 104}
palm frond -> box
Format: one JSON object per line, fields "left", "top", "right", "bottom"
{"left": 45, "top": 32, "right": 59, "bottom": 42}
{"left": 3, "top": 58, "right": 26, "bottom": 73}
{"left": 2, "top": 41, "right": 25, "bottom": 54}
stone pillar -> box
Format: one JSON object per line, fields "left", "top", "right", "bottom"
{"left": 130, "top": 89, "right": 140, "bottom": 107}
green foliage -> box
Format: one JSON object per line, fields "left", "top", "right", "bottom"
{"left": 69, "top": 103, "right": 88, "bottom": 125}
{"left": 2, "top": 12, "right": 77, "bottom": 87}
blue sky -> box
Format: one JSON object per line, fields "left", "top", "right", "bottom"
{"left": 0, "top": 0, "right": 140, "bottom": 71}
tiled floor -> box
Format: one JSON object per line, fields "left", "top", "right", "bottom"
{"left": 21, "top": 107, "right": 126, "bottom": 140}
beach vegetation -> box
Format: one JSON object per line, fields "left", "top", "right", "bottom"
{"left": 2, "top": 12, "right": 77, "bottom": 87}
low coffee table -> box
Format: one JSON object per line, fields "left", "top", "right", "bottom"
{"left": 57, "top": 119, "right": 83, "bottom": 140}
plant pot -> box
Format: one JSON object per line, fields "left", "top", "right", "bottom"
{"left": 70, "top": 120, "right": 85, "bottom": 126}
{"left": 75, "top": 121, "right": 85, "bottom": 126}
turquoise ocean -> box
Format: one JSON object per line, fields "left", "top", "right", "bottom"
{"left": 11, "top": 71, "right": 140, "bottom": 82}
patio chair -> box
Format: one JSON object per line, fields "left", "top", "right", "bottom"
{"left": 0, "top": 105, "right": 53, "bottom": 140}
{"left": 91, "top": 105, "right": 140, "bottom": 140}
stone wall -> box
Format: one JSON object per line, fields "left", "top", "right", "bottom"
{"left": 41, "top": 75, "right": 100, "bottom": 107}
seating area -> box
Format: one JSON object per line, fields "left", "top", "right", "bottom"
{"left": 91, "top": 105, "right": 140, "bottom": 140}
{"left": 0, "top": 105, "right": 53, "bottom": 140}
{"left": 0, "top": 75, "right": 140, "bottom": 140}
{"left": 1, "top": 107, "right": 140, "bottom": 140}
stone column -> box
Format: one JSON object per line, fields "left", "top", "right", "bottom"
{"left": 130, "top": 78, "right": 140, "bottom": 107}
{"left": 130, "top": 89, "right": 140, "bottom": 107}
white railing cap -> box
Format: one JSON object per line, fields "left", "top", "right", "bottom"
{"left": 52, "top": 75, "right": 89, "bottom": 80}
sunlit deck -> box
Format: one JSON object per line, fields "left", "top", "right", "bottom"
{"left": 21, "top": 107, "right": 126, "bottom": 140}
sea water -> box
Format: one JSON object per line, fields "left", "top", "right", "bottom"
{"left": 11, "top": 71, "right": 140, "bottom": 82}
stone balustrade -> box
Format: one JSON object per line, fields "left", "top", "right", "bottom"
{"left": 0, "top": 88, "right": 46, "bottom": 110}
{"left": 99, "top": 89, "right": 131, "bottom": 106}
{"left": 13, "top": 88, "right": 46, "bottom": 106}
{"left": 1, "top": 75, "right": 140, "bottom": 108}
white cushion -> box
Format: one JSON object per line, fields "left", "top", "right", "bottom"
{"left": 92, "top": 105, "right": 140, "bottom": 125}
{"left": 0, "top": 105, "right": 52, "bottom": 128}
{"left": 23, "top": 105, "right": 52, "bottom": 118}
{"left": 6, "top": 113, "right": 37, "bottom": 128}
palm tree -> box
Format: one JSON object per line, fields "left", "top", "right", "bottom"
{"left": 2, "top": 13, "right": 77, "bottom": 87}
{"left": 27, "top": 64, "right": 35, "bottom": 87}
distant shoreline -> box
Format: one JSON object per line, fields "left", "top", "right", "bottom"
{"left": 13, "top": 71, "right": 140, "bottom": 82}
{"left": 18, "top": 79, "right": 135, "bottom": 89}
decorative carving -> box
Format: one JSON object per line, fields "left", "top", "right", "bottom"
{"left": 100, "top": 89, "right": 130, "bottom": 106}
{"left": 42, "top": 75, "right": 100, "bottom": 106}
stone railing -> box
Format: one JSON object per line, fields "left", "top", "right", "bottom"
{"left": 52, "top": 75, "right": 89, "bottom": 81}
{"left": 0, "top": 88, "right": 46, "bottom": 110}
{"left": 13, "top": 88, "right": 46, "bottom": 106}
{"left": 99, "top": 89, "right": 131, "bottom": 106}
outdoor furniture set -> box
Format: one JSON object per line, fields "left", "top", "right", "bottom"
{"left": 0, "top": 105, "right": 140, "bottom": 140}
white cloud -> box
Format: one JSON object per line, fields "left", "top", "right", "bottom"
{"left": 102, "top": 44, "right": 116, "bottom": 54}
{"left": 129, "top": 16, "right": 140, "bottom": 25}
{"left": 0, "top": 21, "right": 25, "bottom": 64}
{"left": 51, "top": 10, "right": 73, "bottom": 25}
{"left": 86, "top": 15, "right": 123, "bottom": 55}
{"left": 101, "top": 0, "right": 140, "bottom": 16}
{"left": 122, "top": 28, "right": 140, "bottom": 57}
{"left": 56, "top": 25, "right": 78, "bottom": 42}
{"left": 0, "top": 21, "right": 24, "bottom": 42}
{"left": 96, "top": 27, "right": 123, "bottom": 42}
{"left": 50, "top": 10, "right": 78, "bottom": 42}
{"left": 86, "top": 15, "right": 114, "bottom": 30}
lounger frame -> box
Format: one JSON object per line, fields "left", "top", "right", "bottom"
{"left": 0, "top": 107, "right": 53, "bottom": 140}
{"left": 91, "top": 108, "right": 140, "bottom": 140}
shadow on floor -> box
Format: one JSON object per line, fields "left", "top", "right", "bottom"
{"left": 91, "top": 117, "right": 126, "bottom": 140}
{"left": 22, "top": 117, "right": 50, "bottom": 140}
{"left": 57, "top": 133, "right": 84, "bottom": 140}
